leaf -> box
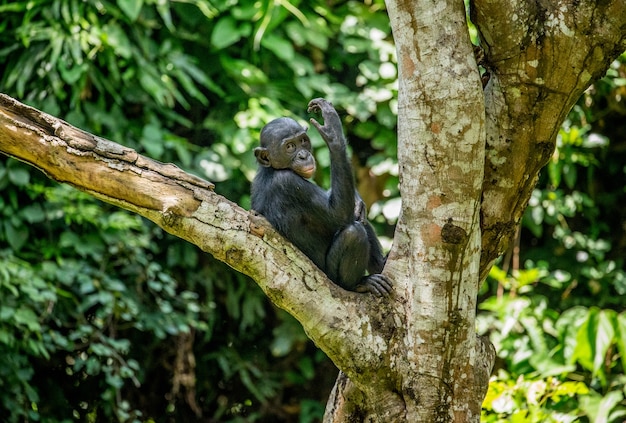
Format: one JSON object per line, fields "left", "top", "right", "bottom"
{"left": 615, "top": 313, "right": 626, "bottom": 372}
{"left": 102, "top": 23, "right": 133, "bottom": 59}
{"left": 573, "top": 308, "right": 616, "bottom": 386}
{"left": 572, "top": 308, "right": 596, "bottom": 370}
{"left": 139, "top": 69, "right": 172, "bottom": 107}
{"left": 8, "top": 167, "right": 30, "bottom": 186}
{"left": 211, "top": 16, "right": 249, "bottom": 49}
{"left": 141, "top": 123, "right": 165, "bottom": 159}
{"left": 556, "top": 306, "right": 589, "bottom": 363}
{"left": 117, "top": 0, "right": 143, "bottom": 21}
{"left": 261, "top": 33, "right": 295, "bottom": 62}
{"left": 592, "top": 310, "right": 615, "bottom": 381}
{"left": 580, "top": 390, "right": 623, "bottom": 423}
{"left": 4, "top": 220, "right": 28, "bottom": 251}
{"left": 14, "top": 307, "right": 41, "bottom": 332}
{"left": 156, "top": 2, "right": 174, "bottom": 31}
{"left": 547, "top": 159, "right": 562, "bottom": 188}
{"left": 563, "top": 163, "right": 577, "bottom": 189}
{"left": 20, "top": 204, "right": 45, "bottom": 223}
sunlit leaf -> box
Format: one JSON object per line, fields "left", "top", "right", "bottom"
{"left": 211, "top": 16, "right": 251, "bottom": 49}
{"left": 117, "top": 0, "right": 143, "bottom": 21}
{"left": 615, "top": 313, "right": 626, "bottom": 372}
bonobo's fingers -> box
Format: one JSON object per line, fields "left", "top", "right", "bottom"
{"left": 307, "top": 98, "right": 344, "bottom": 148}
{"left": 307, "top": 97, "right": 328, "bottom": 114}
{"left": 356, "top": 274, "right": 393, "bottom": 297}
{"left": 354, "top": 197, "right": 366, "bottom": 223}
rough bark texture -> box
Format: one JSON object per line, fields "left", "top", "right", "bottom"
{"left": 473, "top": 0, "right": 626, "bottom": 280}
{"left": 375, "top": 0, "right": 489, "bottom": 420}
{"left": 1, "top": 0, "right": 625, "bottom": 421}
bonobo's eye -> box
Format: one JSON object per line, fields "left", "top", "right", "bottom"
{"left": 301, "top": 137, "right": 310, "bottom": 149}
{"left": 285, "top": 142, "right": 296, "bottom": 153}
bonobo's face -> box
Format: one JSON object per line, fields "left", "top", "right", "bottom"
{"left": 255, "top": 118, "right": 317, "bottom": 179}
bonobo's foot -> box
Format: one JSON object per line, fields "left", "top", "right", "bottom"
{"left": 355, "top": 274, "right": 393, "bottom": 297}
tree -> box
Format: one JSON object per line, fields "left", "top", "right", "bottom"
{"left": 1, "top": 0, "right": 625, "bottom": 422}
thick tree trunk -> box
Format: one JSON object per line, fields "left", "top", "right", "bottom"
{"left": 331, "top": 0, "right": 491, "bottom": 419}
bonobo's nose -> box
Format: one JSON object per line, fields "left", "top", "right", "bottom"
{"left": 298, "top": 150, "right": 308, "bottom": 159}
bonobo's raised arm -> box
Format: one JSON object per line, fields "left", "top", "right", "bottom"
{"left": 251, "top": 99, "right": 392, "bottom": 296}
{"left": 307, "top": 98, "right": 356, "bottom": 225}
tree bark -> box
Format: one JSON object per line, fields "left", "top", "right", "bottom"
{"left": 360, "top": 0, "right": 489, "bottom": 420}
{"left": 473, "top": 0, "right": 626, "bottom": 279}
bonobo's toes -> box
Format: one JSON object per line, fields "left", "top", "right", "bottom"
{"left": 356, "top": 274, "right": 393, "bottom": 297}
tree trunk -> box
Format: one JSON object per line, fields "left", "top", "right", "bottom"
{"left": 323, "top": 0, "right": 492, "bottom": 419}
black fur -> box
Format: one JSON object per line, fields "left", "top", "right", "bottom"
{"left": 251, "top": 98, "right": 391, "bottom": 296}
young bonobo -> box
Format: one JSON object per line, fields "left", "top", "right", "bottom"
{"left": 251, "top": 98, "right": 392, "bottom": 296}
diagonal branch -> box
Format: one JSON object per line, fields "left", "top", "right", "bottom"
{"left": 0, "top": 93, "right": 395, "bottom": 380}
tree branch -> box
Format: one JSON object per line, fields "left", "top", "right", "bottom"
{"left": 473, "top": 0, "right": 626, "bottom": 279}
{"left": 0, "top": 93, "right": 395, "bottom": 380}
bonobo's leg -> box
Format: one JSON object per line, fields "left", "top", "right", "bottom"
{"left": 364, "top": 221, "right": 386, "bottom": 274}
{"left": 354, "top": 194, "right": 387, "bottom": 275}
{"left": 326, "top": 223, "right": 370, "bottom": 289}
{"left": 326, "top": 223, "right": 392, "bottom": 296}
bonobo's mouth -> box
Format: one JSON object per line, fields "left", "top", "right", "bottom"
{"left": 299, "top": 165, "right": 316, "bottom": 179}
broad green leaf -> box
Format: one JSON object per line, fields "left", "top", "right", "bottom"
{"left": 102, "top": 23, "right": 133, "bottom": 59}
{"left": 573, "top": 308, "right": 615, "bottom": 386}
{"left": 592, "top": 310, "right": 615, "bottom": 384}
{"left": 14, "top": 307, "right": 40, "bottom": 332}
{"left": 580, "top": 390, "right": 623, "bottom": 423}
{"left": 4, "top": 220, "right": 28, "bottom": 251}
{"left": 117, "top": 0, "right": 143, "bottom": 21}
{"left": 572, "top": 308, "right": 596, "bottom": 370}
{"left": 563, "top": 162, "right": 577, "bottom": 189}
{"left": 0, "top": 306, "right": 15, "bottom": 320}
{"left": 211, "top": 17, "right": 248, "bottom": 49}
{"left": 141, "top": 123, "right": 165, "bottom": 159}
{"left": 20, "top": 204, "right": 45, "bottom": 224}
{"left": 8, "top": 167, "right": 30, "bottom": 186}
{"left": 220, "top": 57, "right": 268, "bottom": 85}
{"left": 547, "top": 159, "right": 562, "bottom": 188}
{"left": 615, "top": 313, "right": 626, "bottom": 371}
{"left": 261, "top": 33, "right": 295, "bottom": 62}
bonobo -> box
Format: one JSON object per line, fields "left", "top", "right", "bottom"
{"left": 251, "top": 98, "right": 392, "bottom": 296}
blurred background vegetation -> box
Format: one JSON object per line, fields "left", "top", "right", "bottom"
{"left": 0, "top": 0, "right": 624, "bottom": 422}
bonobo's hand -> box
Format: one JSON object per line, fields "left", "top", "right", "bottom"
{"left": 354, "top": 196, "right": 367, "bottom": 223}
{"left": 307, "top": 98, "right": 345, "bottom": 151}
{"left": 356, "top": 274, "right": 393, "bottom": 297}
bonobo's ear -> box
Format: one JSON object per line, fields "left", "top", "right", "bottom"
{"left": 254, "top": 147, "right": 271, "bottom": 167}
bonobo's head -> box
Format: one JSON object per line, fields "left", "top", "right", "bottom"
{"left": 255, "top": 117, "right": 316, "bottom": 179}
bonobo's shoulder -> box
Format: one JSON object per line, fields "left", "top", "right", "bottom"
{"left": 253, "top": 169, "right": 308, "bottom": 195}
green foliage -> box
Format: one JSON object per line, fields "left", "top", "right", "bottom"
{"left": 480, "top": 53, "right": 626, "bottom": 423}
{"left": 482, "top": 373, "right": 588, "bottom": 423}
{"left": 0, "top": 0, "right": 397, "bottom": 421}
